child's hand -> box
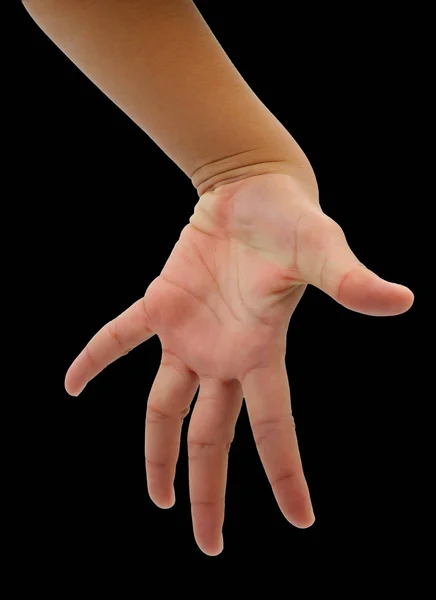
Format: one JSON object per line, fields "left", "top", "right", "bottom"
{"left": 65, "top": 172, "right": 413, "bottom": 556}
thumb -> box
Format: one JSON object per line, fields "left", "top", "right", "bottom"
{"left": 299, "top": 214, "right": 414, "bottom": 316}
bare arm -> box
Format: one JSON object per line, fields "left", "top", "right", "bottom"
{"left": 24, "top": 0, "right": 414, "bottom": 556}
{"left": 23, "top": 0, "right": 314, "bottom": 196}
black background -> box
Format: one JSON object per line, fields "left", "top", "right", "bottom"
{"left": 14, "top": 0, "right": 425, "bottom": 587}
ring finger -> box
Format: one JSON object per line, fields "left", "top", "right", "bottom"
{"left": 145, "top": 356, "right": 199, "bottom": 509}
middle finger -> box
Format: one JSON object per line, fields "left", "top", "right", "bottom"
{"left": 188, "top": 378, "right": 243, "bottom": 556}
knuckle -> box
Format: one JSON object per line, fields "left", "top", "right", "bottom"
{"left": 190, "top": 499, "right": 220, "bottom": 507}
{"left": 251, "top": 413, "right": 295, "bottom": 447}
{"left": 187, "top": 439, "right": 217, "bottom": 459}
{"left": 187, "top": 433, "right": 234, "bottom": 458}
{"left": 146, "top": 404, "right": 173, "bottom": 424}
{"left": 107, "top": 319, "right": 123, "bottom": 349}
{"left": 240, "top": 362, "right": 270, "bottom": 385}
{"left": 84, "top": 344, "right": 97, "bottom": 367}
{"left": 145, "top": 457, "right": 168, "bottom": 469}
{"left": 271, "top": 470, "right": 297, "bottom": 487}
{"left": 161, "top": 350, "right": 193, "bottom": 377}
{"left": 139, "top": 296, "right": 153, "bottom": 331}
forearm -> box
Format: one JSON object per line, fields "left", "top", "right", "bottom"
{"left": 23, "top": 0, "right": 315, "bottom": 196}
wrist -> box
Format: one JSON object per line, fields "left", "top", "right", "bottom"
{"left": 191, "top": 141, "right": 318, "bottom": 199}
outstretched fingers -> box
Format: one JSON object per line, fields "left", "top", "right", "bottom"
{"left": 188, "top": 378, "right": 243, "bottom": 556}
{"left": 65, "top": 298, "right": 155, "bottom": 396}
{"left": 242, "top": 361, "right": 315, "bottom": 528}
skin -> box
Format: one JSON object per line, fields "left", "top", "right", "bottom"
{"left": 21, "top": 0, "right": 312, "bottom": 194}
{"left": 65, "top": 171, "right": 414, "bottom": 555}
{"left": 23, "top": 0, "right": 414, "bottom": 556}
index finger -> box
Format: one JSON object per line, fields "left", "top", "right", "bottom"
{"left": 242, "top": 361, "right": 315, "bottom": 528}
{"left": 65, "top": 298, "right": 155, "bottom": 396}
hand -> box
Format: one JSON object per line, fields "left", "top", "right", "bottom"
{"left": 65, "top": 172, "right": 414, "bottom": 556}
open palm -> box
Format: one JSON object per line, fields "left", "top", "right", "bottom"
{"left": 65, "top": 173, "right": 413, "bottom": 555}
